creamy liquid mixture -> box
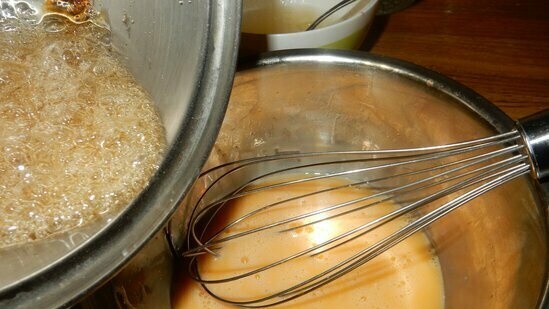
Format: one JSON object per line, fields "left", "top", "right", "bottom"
{"left": 0, "top": 13, "right": 166, "bottom": 247}
{"left": 173, "top": 178, "right": 445, "bottom": 308}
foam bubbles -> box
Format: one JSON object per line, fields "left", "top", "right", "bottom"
{"left": 0, "top": 15, "right": 166, "bottom": 247}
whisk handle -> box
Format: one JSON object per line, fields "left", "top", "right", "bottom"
{"left": 517, "top": 109, "right": 549, "bottom": 181}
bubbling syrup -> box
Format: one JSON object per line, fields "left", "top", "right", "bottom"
{"left": 43, "top": 0, "right": 95, "bottom": 22}
{"left": 0, "top": 11, "right": 166, "bottom": 247}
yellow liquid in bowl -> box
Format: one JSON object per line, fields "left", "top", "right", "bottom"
{"left": 173, "top": 177, "right": 445, "bottom": 308}
{"left": 242, "top": 4, "right": 319, "bottom": 34}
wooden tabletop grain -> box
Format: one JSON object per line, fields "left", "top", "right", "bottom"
{"left": 361, "top": 0, "right": 549, "bottom": 120}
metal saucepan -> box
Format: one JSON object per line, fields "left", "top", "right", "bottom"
{"left": 0, "top": 1, "right": 241, "bottom": 308}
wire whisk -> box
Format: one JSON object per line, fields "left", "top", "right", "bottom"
{"left": 169, "top": 110, "right": 548, "bottom": 308}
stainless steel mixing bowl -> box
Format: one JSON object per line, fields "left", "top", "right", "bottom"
{"left": 0, "top": 1, "right": 240, "bottom": 308}
{"left": 77, "top": 50, "right": 547, "bottom": 308}
{"left": 164, "top": 49, "right": 546, "bottom": 308}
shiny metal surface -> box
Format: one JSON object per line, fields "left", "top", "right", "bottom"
{"left": 0, "top": 0, "right": 240, "bottom": 308}
{"left": 518, "top": 110, "right": 549, "bottom": 181}
{"left": 168, "top": 49, "right": 548, "bottom": 308}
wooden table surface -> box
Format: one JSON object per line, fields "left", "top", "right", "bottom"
{"left": 361, "top": 0, "right": 549, "bottom": 120}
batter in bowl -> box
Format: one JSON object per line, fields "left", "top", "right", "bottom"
{"left": 173, "top": 177, "right": 445, "bottom": 308}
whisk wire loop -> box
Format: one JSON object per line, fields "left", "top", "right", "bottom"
{"left": 183, "top": 133, "right": 523, "bottom": 256}
{"left": 172, "top": 121, "right": 548, "bottom": 308}
{"left": 187, "top": 156, "right": 531, "bottom": 308}
{"left": 185, "top": 151, "right": 528, "bottom": 285}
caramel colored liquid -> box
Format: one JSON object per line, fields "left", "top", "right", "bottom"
{"left": 0, "top": 15, "right": 166, "bottom": 247}
{"left": 173, "top": 178, "right": 444, "bottom": 308}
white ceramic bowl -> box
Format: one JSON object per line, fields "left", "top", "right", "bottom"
{"left": 240, "top": 0, "right": 379, "bottom": 55}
